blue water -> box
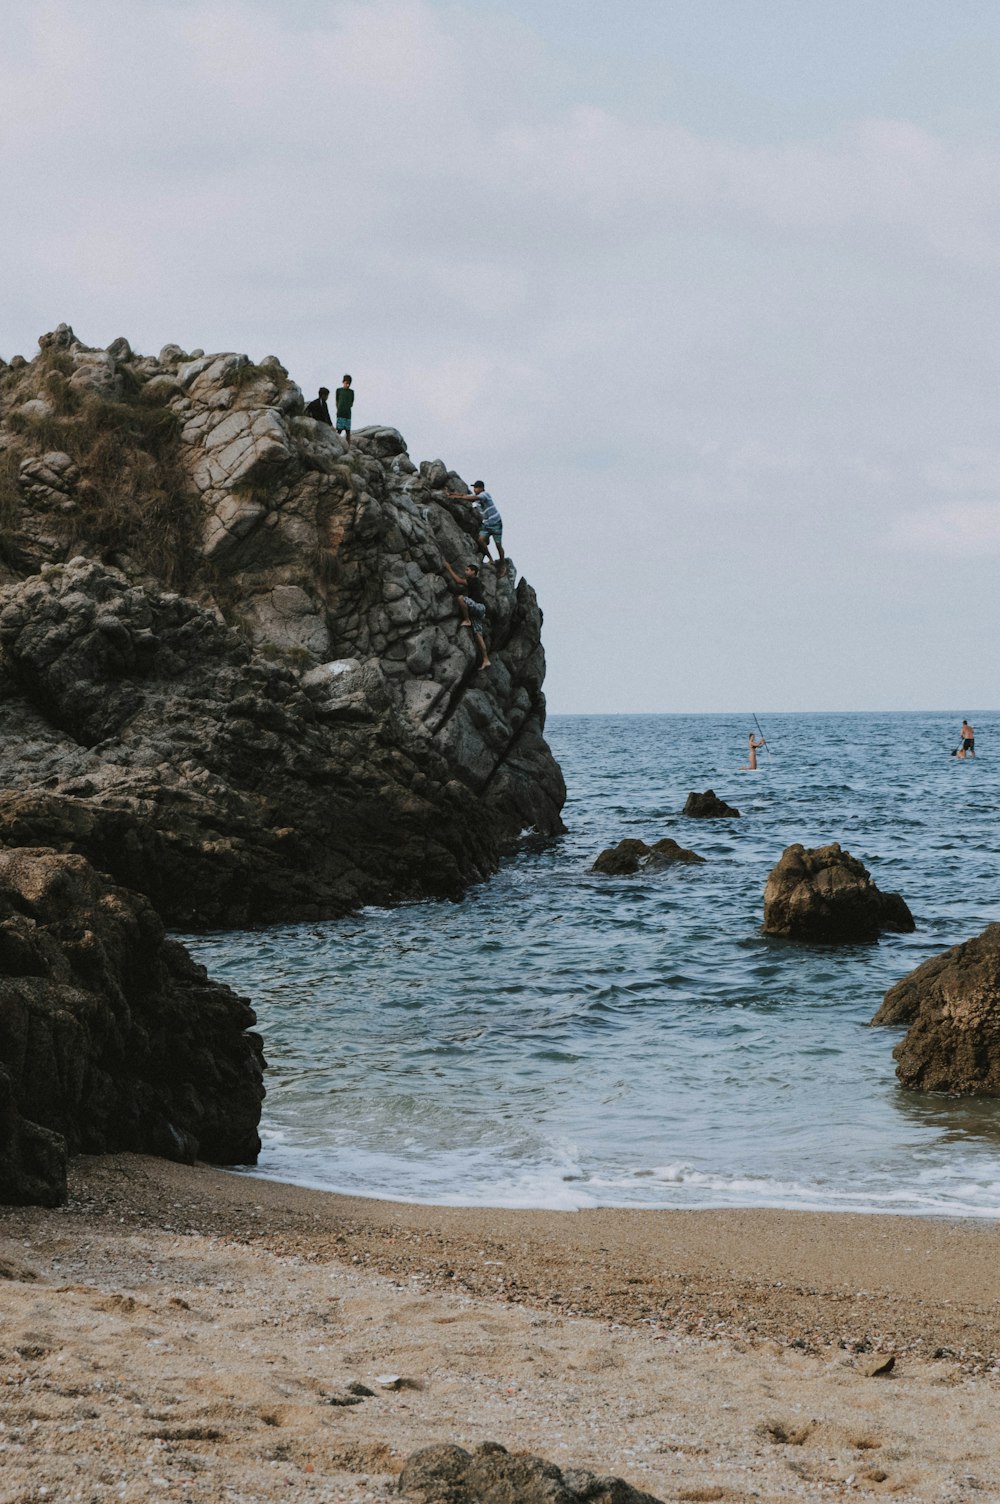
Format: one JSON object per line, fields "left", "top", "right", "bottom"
{"left": 184, "top": 712, "right": 1000, "bottom": 1217}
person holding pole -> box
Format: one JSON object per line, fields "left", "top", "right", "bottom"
{"left": 743, "top": 731, "right": 766, "bottom": 770}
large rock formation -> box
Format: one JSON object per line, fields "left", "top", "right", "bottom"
{"left": 397, "top": 1442, "right": 663, "bottom": 1504}
{"left": 871, "top": 924, "right": 1000, "bottom": 1094}
{"left": 591, "top": 836, "right": 705, "bottom": 875}
{"left": 0, "top": 326, "right": 565, "bottom": 926}
{"left": 0, "top": 846, "right": 264, "bottom": 1205}
{"left": 0, "top": 325, "right": 565, "bottom": 1203}
{"left": 763, "top": 843, "right": 915, "bottom": 943}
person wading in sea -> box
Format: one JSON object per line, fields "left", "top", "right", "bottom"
{"left": 957, "top": 719, "right": 976, "bottom": 758}
{"left": 742, "top": 731, "right": 766, "bottom": 770}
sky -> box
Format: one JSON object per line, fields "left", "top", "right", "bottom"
{"left": 4, "top": 0, "right": 1000, "bottom": 714}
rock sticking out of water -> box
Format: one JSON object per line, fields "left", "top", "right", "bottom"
{"left": 763, "top": 842, "right": 915, "bottom": 944}
{"left": 682, "top": 790, "right": 740, "bottom": 818}
{"left": 0, "top": 327, "right": 566, "bottom": 929}
{"left": 591, "top": 836, "right": 706, "bottom": 874}
{"left": 872, "top": 922, "right": 1000, "bottom": 1094}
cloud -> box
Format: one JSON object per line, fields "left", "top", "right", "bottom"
{"left": 886, "top": 502, "right": 1000, "bottom": 558}
{"left": 4, "top": 0, "right": 1000, "bottom": 709}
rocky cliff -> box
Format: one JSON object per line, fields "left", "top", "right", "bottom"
{"left": 0, "top": 325, "right": 565, "bottom": 1202}
{"left": 0, "top": 325, "right": 565, "bottom": 927}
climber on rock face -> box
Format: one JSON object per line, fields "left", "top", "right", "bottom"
{"left": 446, "top": 481, "right": 506, "bottom": 576}
{"left": 442, "top": 559, "right": 491, "bottom": 671}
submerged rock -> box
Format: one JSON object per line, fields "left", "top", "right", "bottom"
{"left": 872, "top": 923, "right": 1000, "bottom": 1094}
{"left": 0, "top": 846, "right": 264, "bottom": 1206}
{"left": 591, "top": 836, "right": 705, "bottom": 875}
{"left": 763, "top": 842, "right": 914, "bottom": 943}
{"left": 682, "top": 789, "right": 740, "bottom": 818}
{"left": 397, "top": 1441, "right": 664, "bottom": 1504}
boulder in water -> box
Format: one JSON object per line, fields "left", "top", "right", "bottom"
{"left": 871, "top": 922, "right": 1000, "bottom": 1094}
{"left": 763, "top": 842, "right": 914, "bottom": 943}
{"left": 591, "top": 837, "right": 705, "bottom": 875}
{"left": 682, "top": 789, "right": 740, "bottom": 818}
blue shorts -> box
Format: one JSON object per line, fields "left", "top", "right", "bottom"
{"left": 462, "top": 598, "right": 486, "bottom": 633}
{"left": 336, "top": 416, "right": 351, "bottom": 432}
{"left": 480, "top": 521, "right": 503, "bottom": 544}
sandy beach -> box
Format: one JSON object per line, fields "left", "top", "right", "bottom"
{"left": 0, "top": 1156, "right": 997, "bottom": 1502}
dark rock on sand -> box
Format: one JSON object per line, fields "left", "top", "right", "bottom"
{"left": 682, "top": 790, "right": 740, "bottom": 818}
{"left": 397, "top": 1441, "right": 664, "bottom": 1504}
{"left": 763, "top": 842, "right": 915, "bottom": 944}
{"left": 0, "top": 846, "right": 264, "bottom": 1205}
{"left": 591, "top": 837, "right": 706, "bottom": 875}
{"left": 871, "top": 922, "right": 1000, "bottom": 1094}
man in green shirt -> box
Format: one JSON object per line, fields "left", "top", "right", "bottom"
{"left": 336, "top": 374, "right": 354, "bottom": 445}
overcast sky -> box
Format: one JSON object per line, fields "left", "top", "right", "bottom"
{"left": 4, "top": 0, "right": 1000, "bottom": 713}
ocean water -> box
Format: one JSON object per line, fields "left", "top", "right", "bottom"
{"left": 184, "top": 712, "right": 1000, "bottom": 1217}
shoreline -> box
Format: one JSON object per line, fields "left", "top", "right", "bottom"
{"left": 11, "top": 1154, "right": 1000, "bottom": 1361}
{"left": 3, "top": 1155, "right": 999, "bottom": 1502}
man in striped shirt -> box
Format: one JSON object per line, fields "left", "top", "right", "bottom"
{"left": 447, "top": 480, "right": 506, "bottom": 576}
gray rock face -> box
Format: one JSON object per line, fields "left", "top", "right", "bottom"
{"left": 0, "top": 329, "right": 566, "bottom": 924}
{"left": 0, "top": 846, "right": 264, "bottom": 1206}
{"left": 682, "top": 789, "right": 740, "bottom": 818}
{"left": 763, "top": 843, "right": 915, "bottom": 944}
{"left": 397, "top": 1442, "right": 663, "bottom": 1504}
{"left": 872, "top": 923, "right": 1000, "bottom": 1094}
{"left": 591, "top": 836, "right": 705, "bottom": 875}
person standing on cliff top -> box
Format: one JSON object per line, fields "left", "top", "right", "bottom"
{"left": 305, "top": 387, "right": 332, "bottom": 424}
{"left": 442, "top": 558, "right": 491, "bottom": 670}
{"left": 335, "top": 374, "right": 354, "bottom": 445}
{"left": 446, "top": 480, "right": 506, "bottom": 576}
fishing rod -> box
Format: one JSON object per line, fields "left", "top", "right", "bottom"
{"left": 752, "top": 712, "right": 772, "bottom": 759}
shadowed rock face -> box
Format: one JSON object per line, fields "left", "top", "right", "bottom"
{"left": 0, "top": 327, "right": 565, "bottom": 925}
{"left": 872, "top": 923, "right": 1000, "bottom": 1094}
{"left": 591, "top": 836, "right": 705, "bottom": 875}
{"left": 763, "top": 843, "right": 915, "bottom": 944}
{"left": 0, "top": 847, "right": 264, "bottom": 1205}
{"left": 397, "top": 1441, "right": 664, "bottom": 1504}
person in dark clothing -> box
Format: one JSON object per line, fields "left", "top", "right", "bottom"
{"left": 305, "top": 387, "right": 332, "bottom": 424}
{"left": 336, "top": 375, "right": 354, "bottom": 445}
{"left": 443, "top": 559, "right": 490, "bottom": 669}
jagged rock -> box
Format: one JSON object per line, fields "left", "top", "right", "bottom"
{"left": 592, "top": 836, "right": 705, "bottom": 875}
{"left": 0, "top": 331, "right": 566, "bottom": 924}
{"left": 871, "top": 923, "right": 1000, "bottom": 1093}
{"left": 764, "top": 843, "right": 914, "bottom": 943}
{"left": 682, "top": 789, "right": 740, "bottom": 818}
{"left": 397, "top": 1442, "right": 664, "bottom": 1504}
{"left": 0, "top": 846, "right": 264, "bottom": 1205}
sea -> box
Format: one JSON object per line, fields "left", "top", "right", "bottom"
{"left": 183, "top": 711, "right": 1000, "bottom": 1219}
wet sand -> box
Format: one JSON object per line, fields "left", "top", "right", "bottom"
{"left": 1, "top": 1154, "right": 998, "bottom": 1502}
